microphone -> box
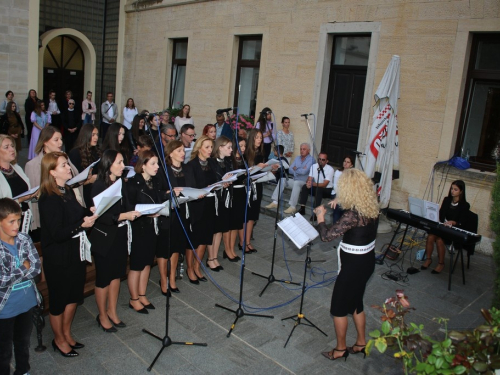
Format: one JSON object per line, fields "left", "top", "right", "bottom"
{"left": 352, "top": 150, "right": 365, "bottom": 155}
{"left": 301, "top": 113, "right": 313, "bottom": 117}
{"left": 216, "top": 107, "right": 234, "bottom": 114}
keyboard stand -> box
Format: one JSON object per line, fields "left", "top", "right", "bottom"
{"left": 448, "top": 243, "right": 466, "bottom": 291}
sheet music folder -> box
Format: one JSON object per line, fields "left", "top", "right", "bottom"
{"left": 277, "top": 213, "right": 319, "bottom": 249}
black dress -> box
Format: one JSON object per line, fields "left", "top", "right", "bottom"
{"left": 317, "top": 210, "right": 378, "bottom": 317}
{"left": 89, "top": 179, "right": 130, "bottom": 288}
{"left": 229, "top": 158, "right": 246, "bottom": 231}
{"left": 185, "top": 157, "right": 217, "bottom": 248}
{"left": 246, "top": 151, "right": 264, "bottom": 222}
{"left": 157, "top": 165, "right": 188, "bottom": 257}
{"left": 68, "top": 147, "right": 100, "bottom": 208}
{"left": 126, "top": 173, "right": 169, "bottom": 270}
{"left": 208, "top": 157, "right": 233, "bottom": 234}
{"left": 38, "top": 189, "right": 89, "bottom": 315}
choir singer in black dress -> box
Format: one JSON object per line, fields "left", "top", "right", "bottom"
{"left": 90, "top": 150, "right": 141, "bottom": 331}
{"left": 314, "top": 168, "right": 379, "bottom": 362}
{"left": 38, "top": 152, "right": 97, "bottom": 357}
{"left": 126, "top": 150, "right": 168, "bottom": 311}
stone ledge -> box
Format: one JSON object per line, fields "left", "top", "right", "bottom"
{"left": 125, "top": 0, "right": 213, "bottom": 13}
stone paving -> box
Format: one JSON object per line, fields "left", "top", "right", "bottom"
{"left": 12, "top": 145, "right": 495, "bottom": 375}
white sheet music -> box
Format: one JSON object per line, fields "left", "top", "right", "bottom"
{"left": 259, "top": 158, "right": 280, "bottom": 172}
{"left": 123, "top": 166, "right": 136, "bottom": 178}
{"left": 93, "top": 179, "right": 122, "bottom": 216}
{"left": 135, "top": 203, "right": 166, "bottom": 215}
{"left": 12, "top": 186, "right": 39, "bottom": 201}
{"left": 67, "top": 159, "right": 100, "bottom": 186}
{"left": 254, "top": 171, "right": 276, "bottom": 183}
{"left": 178, "top": 187, "right": 208, "bottom": 200}
{"left": 277, "top": 213, "right": 319, "bottom": 249}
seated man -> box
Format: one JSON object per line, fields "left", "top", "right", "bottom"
{"left": 297, "top": 152, "right": 334, "bottom": 218}
{"left": 265, "top": 143, "right": 314, "bottom": 214}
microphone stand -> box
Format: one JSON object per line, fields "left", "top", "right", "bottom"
{"left": 356, "top": 153, "right": 365, "bottom": 171}
{"left": 215, "top": 107, "right": 274, "bottom": 337}
{"left": 142, "top": 122, "right": 207, "bottom": 371}
{"left": 251, "top": 118, "right": 300, "bottom": 296}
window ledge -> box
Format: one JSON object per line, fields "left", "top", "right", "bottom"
{"left": 434, "top": 163, "right": 496, "bottom": 189}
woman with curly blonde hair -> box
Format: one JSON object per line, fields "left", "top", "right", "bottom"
{"left": 314, "top": 168, "right": 379, "bottom": 362}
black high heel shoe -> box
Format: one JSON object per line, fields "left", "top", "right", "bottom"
{"left": 52, "top": 339, "right": 79, "bottom": 357}
{"left": 129, "top": 298, "right": 149, "bottom": 314}
{"left": 431, "top": 262, "right": 445, "bottom": 274}
{"left": 96, "top": 314, "right": 117, "bottom": 333}
{"left": 206, "top": 259, "right": 221, "bottom": 272}
{"left": 321, "top": 348, "right": 349, "bottom": 361}
{"left": 139, "top": 295, "right": 155, "bottom": 310}
{"left": 108, "top": 315, "right": 126, "bottom": 328}
{"left": 238, "top": 243, "right": 243, "bottom": 251}
{"left": 223, "top": 251, "right": 240, "bottom": 262}
{"left": 246, "top": 244, "right": 257, "bottom": 253}
{"left": 70, "top": 342, "right": 85, "bottom": 350}
{"left": 421, "top": 259, "right": 432, "bottom": 270}
{"left": 347, "top": 344, "right": 366, "bottom": 358}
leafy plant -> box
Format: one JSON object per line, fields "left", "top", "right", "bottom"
{"left": 367, "top": 290, "right": 500, "bottom": 374}
{"left": 227, "top": 113, "right": 254, "bottom": 130}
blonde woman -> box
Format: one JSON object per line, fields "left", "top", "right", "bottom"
{"left": 314, "top": 168, "right": 379, "bottom": 362}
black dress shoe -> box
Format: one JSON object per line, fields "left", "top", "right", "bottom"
{"left": 129, "top": 299, "right": 149, "bottom": 314}
{"left": 197, "top": 275, "right": 208, "bottom": 282}
{"left": 216, "top": 265, "right": 224, "bottom": 271}
{"left": 188, "top": 276, "right": 200, "bottom": 285}
{"left": 52, "top": 339, "right": 79, "bottom": 357}
{"left": 206, "top": 259, "right": 220, "bottom": 272}
{"left": 159, "top": 279, "right": 169, "bottom": 296}
{"left": 169, "top": 287, "right": 180, "bottom": 293}
{"left": 108, "top": 315, "right": 126, "bottom": 328}
{"left": 96, "top": 315, "right": 117, "bottom": 333}
{"left": 223, "top": 252, "right": 240, "bottom": 262}
{"left": 139, "top": 295, "right": 155, "bottom": 310}
{"left": 70, "top": 342, "right": 85, "bottom": 350}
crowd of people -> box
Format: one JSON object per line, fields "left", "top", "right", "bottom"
{"left": 4, "top": 90, "right": 451, "bottom": 372}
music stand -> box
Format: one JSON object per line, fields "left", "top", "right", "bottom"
{"left": 282, "top": 241, "right": 328, "bottom": 347}
{"left": 277, "top": 214, "right": 327, "bottom": 347}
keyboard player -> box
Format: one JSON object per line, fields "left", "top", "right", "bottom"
{"left": 421, "top": 180, "right": 470, "bottom": 274}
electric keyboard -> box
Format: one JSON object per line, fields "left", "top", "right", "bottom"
{"left": 386, "top": 208, "right": 481, "bottom": 246}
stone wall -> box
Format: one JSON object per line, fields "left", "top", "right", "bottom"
{"left": 0, "top": 0, "right": 30, "bottom": 111}
{"left": 120, "top": 0, "right": 499, "bottom": 249}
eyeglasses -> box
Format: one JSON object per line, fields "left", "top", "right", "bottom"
{"left": 318, "top": 158, "right": 327, "bottom": 161}
{"left": 69, "top": 103, "right": 75, "bottom": 105}
{"left": 185, "top": 133, "right": 196, "bottom": 138}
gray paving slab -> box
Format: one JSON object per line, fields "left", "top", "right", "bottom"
{"left": 8, "top": 150, "right": 495, "bottom": 375}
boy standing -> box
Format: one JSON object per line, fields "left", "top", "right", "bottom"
{"left": 0, "top": 198, "right": 41, "bottom": 375}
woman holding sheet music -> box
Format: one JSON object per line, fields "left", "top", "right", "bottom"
{"left": 26, "top": 127, "right": 85, "bottom": 242}
{"left": 184, "top": 135, "right": 217, "bottom": 284}
{"left": 158, "top": 140, "right": 188, "bottom": 294}
{"left": 126, "top": 150, "right": 169, "bottom": 311}
{"left": 0, "top": 135, "right": 36, "bottom": 228}
{"left": 242, "top": 129, "right": 267, "bottom": 253}
{"left": 89, "top": 150, "right": 141, "bottom": 332}
{"left": 208, "top": 136, "right": 236, "bottom": 266}
{"left": 314, "top": 168, "right": 379, "bottom": 362}
{"left": 38, "top": 152, "right": 97, "bottom": 357}
{"left": 230, "top": 138, "right": 246, "bottom": 254}
{"left": 69, "top": 124, "right": 101, "bottom": 208}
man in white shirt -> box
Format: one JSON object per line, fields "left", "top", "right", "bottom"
{"left": 298, "top": 152, "right": 334, "bottom": 217}
{"left": 45, "top": 90, "right": 61, "bottom": 130}
{"left": 180, "top": 124, "right": 195, "bottom": 163}
{"left": 100, "top": 92, "right": 117, "bottom": 140}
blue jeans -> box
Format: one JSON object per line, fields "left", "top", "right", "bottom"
{"left": 83, "top": 113, "right": 93, "bottom": 124}
{"left": 0, "top": 307, "right": 34, "bottom": 375}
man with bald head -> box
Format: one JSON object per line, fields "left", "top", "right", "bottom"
{"left": 265, "top": 143, "right": 314, "bottom": 214}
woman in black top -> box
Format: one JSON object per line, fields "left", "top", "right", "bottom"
{"left": 314, "top": 168, "right": 379, "bottom": 361}
{"left": 129, "top": 115, "right": 146, "bottom": 151}
{"left": 126, "top": 150, "right": 168, "bottom": 311}
{"left": 102, "top": 123, "right": 131, "bottom": 165}
{"left": 207, "top": 136, "right": 235, "bottom": 268}
{"left": 24, "top": 89, "right": 38, "bottom": 141}
{"left": 421, "top": 180, "right": 470, "bottom": 274}
{"left": 68, "top": 124, "right": 100, "bottom": 208}
{"left": 38, "top": 152, "right": 97, "bottom": 357}
{"left": 243, "top": 129, "right": 267, "bottom": 253}
{"left": 89, "top": 150, "right": 141, "bottom": 332}
{"left": 184, "top": 136, "right": 216, "bottom": 283}
{"left": 228, "top": 138, "right": 246, "bottom": 258}
{"left": 0, "top": 102, "right": 24, "bottom": 151}
{"left": 158, "top": 140, "right": 188, "bottom": 294}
